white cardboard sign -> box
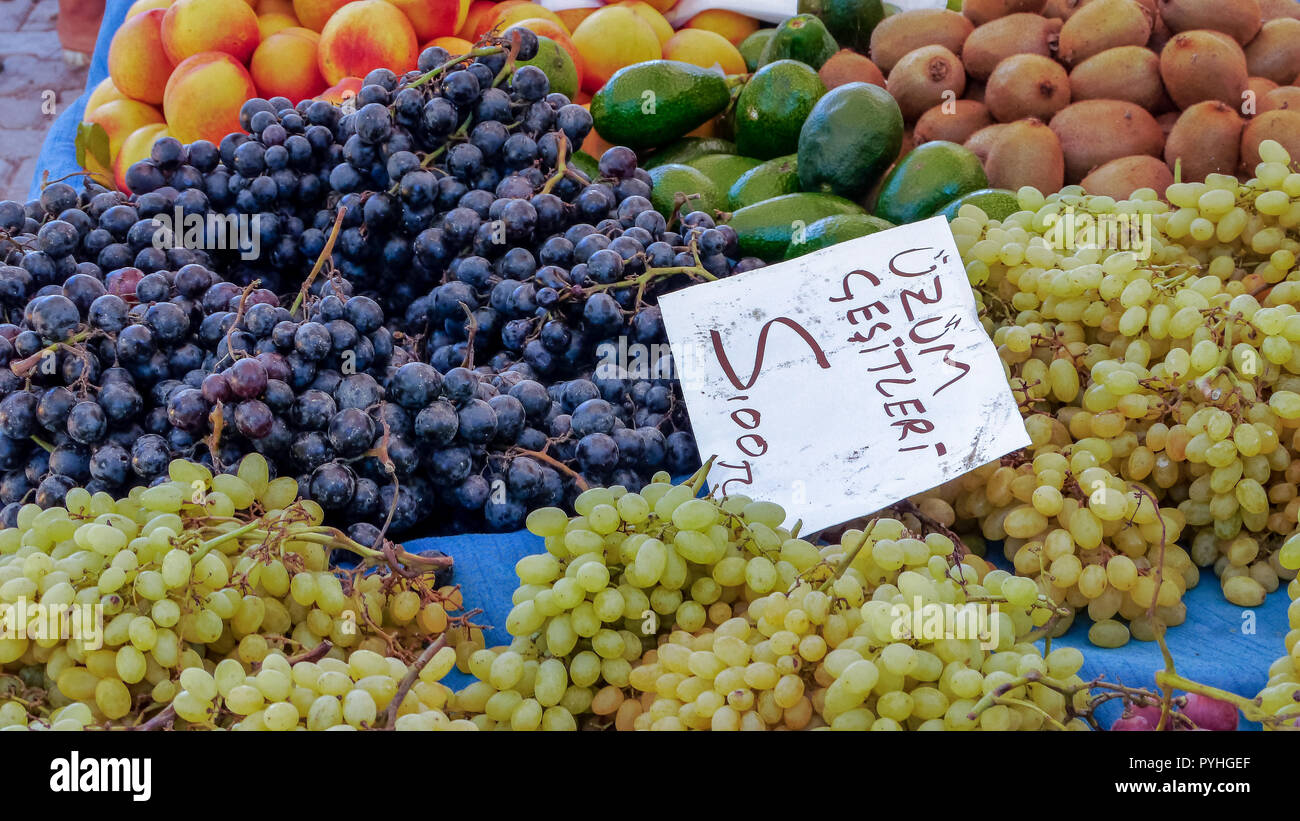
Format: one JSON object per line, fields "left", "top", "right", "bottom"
{"left": 659, "top": 216, "right": 1030, "bottom": 532}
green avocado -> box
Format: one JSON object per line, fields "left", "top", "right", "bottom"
{"left": 784, "top": 213, "right": 895, "bottom": 259}
{"left": 936, "top": 188, "right": 1022, "bottom": 222}
{"left": 757, "top": 14, "right": 839, "bottom": 70}
{"left": 734, "top": 60, "right": 826, "bottom": 160}
{"left": 642, "top": 137, "right": 738, "bottom": 169}
{"left": 874, "top": 141, "right": 988, "bottom": 225}
{"left": 797, "top": 0, "right": 885, "bottom": 53}
{"left": 727, "top": 154, "right": 800, "bottom": 209}
{"left": 724, "top": 192, "right": 866, "bottom": 260}
{"left": 797, "top": 82, "right": 903, "bottom": 201}
{"left": 648, "top": 164, "right": 722, "bottom": 219}
{"left": 590, "top": 61, "right": 731, "bottom": 151}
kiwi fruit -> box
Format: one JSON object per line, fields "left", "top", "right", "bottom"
{"left": 985, "top": 54, "right": 1072, "bottom": 122}
{"left": 1159, "top": 31, "right": 1248, "bottom": 110}
{"left": 1260, "top": 0, "right": 1300, "bottom": 20}
{"left": 1068, "top": 46, "right": 1164, "bottom": 110}
{"left": 1163, "top": 101, "right": 1242, "bottom": 181}
{"left": 819, "top": 49, "right": 887, "bottom": 90}
{"left": 869, "top": 9, "right": 974, "bottom": 73}
{"left": 1248, "top": 77, "right": 1281, "bottom": 107}
{"left": 1157, "top": 111, "right": 1179, "bottom": 138}
{"left": 1158, "top": 0, "right": 1262, "bottom": 44}
{"left": 887, "top": 45, "right": 967, "bottom": 121}
{"left": 914, "top": 100, "right": 994, "bottom": 144}
{"left": 1080, "top": 155, "right": 1173, "bottom": 199}
{"left": 1041, "top": 0, "right": 1078, "bottom": 17}
{"left": 1241, "top": 110, "right": 1300, "bottom": 171}
{"left": 986, "top": 118, "right": 1066, "bottom": 193}
{"left": 964, "top": 123, "right": 1012, "bottom": 162}
{"left": 961, "top": 13, "right": 1062, "bottom": 80}
{"left": 1261, "top": 86, "right": 1300, "bottom": 113}
{"left": 1147, "top": 12, "right": 1174, "bottom": 53}
{"left": 1058, "top": 0, "right": 1152, "bottom": 65}
{"left": 1048, "top": 99, "right": 1165, "bottom": 182}
{"left": 961, "top": 0, "right": 1048, "bottom": 26}
{"left": 1245, "top": 20, "right": 1300, "bottom": 85}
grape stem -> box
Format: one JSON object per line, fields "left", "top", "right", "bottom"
{"left": 29, "top": 435, "right": 54, "bottom": 454}
{"left": 383, "top": 634, "right": 447, "bottom": 729}
{"left": 11, "top": 329, "right": 93, "bottom": 378}
{"left": 291, "top": 206, "right": 346, "bottom": 318}
{"left": 131, "top": 704, "right": 175, "bottom": 731}
{"left": 539, "top": 133, "right": 571, "bottom": 196}
{"left": 579, "top": 263, "right": 718, "bottom": 296}
{"left": 508, "top": 446, "right": 589, "bottom": 491}
{"left": 406, "top": 46, "right": 506, "bottom": 89}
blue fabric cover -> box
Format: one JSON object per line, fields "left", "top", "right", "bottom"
{"left": 29, "top": 0, "right": 131, "bottom": 199}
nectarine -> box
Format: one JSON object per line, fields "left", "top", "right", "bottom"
{"left": 164, "top": 51, "right": 257, "bottom": 143}
{"left": 251, "top": 27, "right": 328, "bottom": 103}
{"left": 107, "top": 9, "right": 175, "bottom": 105}
{"left": 317, "top": 0, "right": 418, "bottom": 84}
{"left": 161, "top": 0, "right": 261, "bottom": 63}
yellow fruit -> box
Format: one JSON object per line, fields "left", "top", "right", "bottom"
{"left": 571, "top": 6, "right": 662, "bottom": 94}
{"left": 686, "top": 9, "right": 759, "bottom": 46}
{"left": 663, "top": 28, "right": 746, "bottom": 75}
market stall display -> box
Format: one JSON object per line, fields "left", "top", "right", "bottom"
{"left": 7, "top": 0, "right": 1300, "bottom": 732}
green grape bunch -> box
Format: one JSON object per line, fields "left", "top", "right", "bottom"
{"left": 0, "top": 453, "right": 475, "bottom": 731}
{"left": 950, "top": 139, "right": 1300, "bottom": 643}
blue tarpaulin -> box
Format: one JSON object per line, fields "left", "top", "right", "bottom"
{"left": 30, "top": 0, "right": 1293, "bottom": 731}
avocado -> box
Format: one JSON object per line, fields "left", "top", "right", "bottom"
{"left": 738, "top": 29, "right": 775, "bottom": 72}
{"left": 724, "top": 192, "right": 865, "bottom": 260}
{"left": 873, "top": 141, "right": 988, "bottom": 225}
{"left": 727, "top": 154, "right": 800, "bottom": 209}
{"left": 797, "top": 82, "right": 903, "bottom": 201}
{"left": 797, "top": 0, "right": 885, "bottom": 53}
{"left": 757, "top": 14, "right": 839, "bottom": 70}
{"left": 642, "top": 137, "right": 738, "bottom": 170}
{"left": 648, "top": 164, "right": 722, "bottom": 219}
{"left": 687, "top": 154, "right": 764, "bottom": 196}
{"left": 936, "top": 188, "right": 1022, "bottom": 222}
{"left": 518, "top": 35, "right": 579, "bottom": 100}
{"left": 590, "top": 61, "right": 731, "bottom": 151}
{"left": 784, "top": 213, "right": 895, "bottom": 259}
{"left": 734, "top": 60, "right": 826, "bottom": 160}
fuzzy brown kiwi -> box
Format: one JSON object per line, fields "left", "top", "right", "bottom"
{"left": 962, "top": 0, "right": 1049, "bottom": 26}
{"left": 1158, "top": 0, "right": 1262, "bottom": 44}
{"left": 1080, "top": 155, "right": 1173, "bottom": 199}
{"left": 818, "top": 49, "right": 887, "bottom": 89}
{"left": 1248, "top": 77, "right": 1281, "bottom": 108}
{"left": 964, "top": 123, "right": 1012, "bottom": 162}
{"left": 984, "top": 54, "right": 1072, "bottom": 122}
{"left": 1260, "top": 0, "right": 1300, "bottom": 20}
{"left": 1241, "top": 110, "right": 1300, "bottom": 171}
{"left": 1261, "top": 86, "right": 1300, "bottom": 114}
{"left": 886, "top": 45, "right": 967, "bottom": 122}
{"left": 1159, "top": 30, "right": 1248, "bottom": 110}
{"left": 1048, "top": 99, "right": 1165, "bottom": 182}
{"left": 914, "top": 100, "right": 994, "bottom": 145}
{"left": 985, "top": 118, "right": 1066, "bottom": 193}
{"left": 961, "top": 13, "right": 1062, "bottom": 80}
{"left": 1147, "top": 12, "right": 1174, "bottom": 53}
{"left": 1157, "top": 111, "right": 1179, "bottom": 139}
{"left": 869, "top": 10, "right": 975, "bottom": 73}
{"left": 1068, "top": 46, "right": 1164, "bottom": 110}
{"left": 1163, "top": 101, "right": 1243, "bottom": 181}
{"left": 1245, "top": 20, "right": 1300, "bottom": 86}
{"left": 1058, "top": 0, "right": 1152, "bottom": 65}
{"left": 1041, "top": 0, "right": 1079, "bottom": 17}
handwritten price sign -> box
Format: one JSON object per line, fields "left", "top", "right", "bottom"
{"left": 660, "top": 216, "right": 1029, "bottom": 532}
